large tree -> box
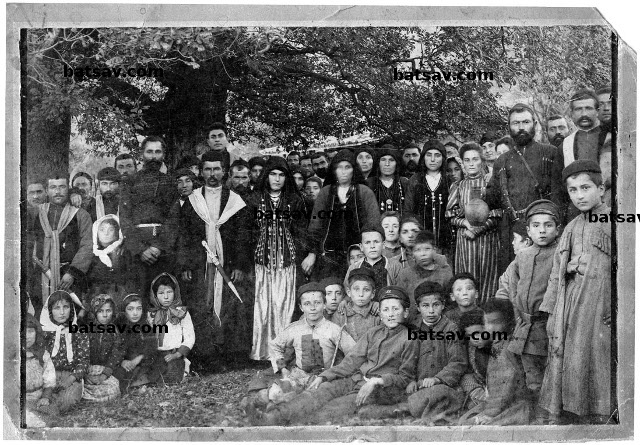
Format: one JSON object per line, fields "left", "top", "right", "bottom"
{"left": 25, "top": 25, "right": 611, "bottom": 177}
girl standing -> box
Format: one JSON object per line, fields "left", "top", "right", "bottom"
{"left": 446, "top": 143, "right": 502, "bottom": 303}
{"left": 246, "top": 157, "right": 308, "bottom": 361}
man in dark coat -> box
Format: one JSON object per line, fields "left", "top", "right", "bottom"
{"left": 119, "top": 136, "right": 179, "bottom": 297}
{"left": 487, "top": 103, "right": 566, "bottom": 264}
{"left": 86, "top": 167, "right": 121, "bottom": 222}
{"left": 176, "top": 150, "right": 253, "bottom": 366}
{"left": 27, "top": 173, "right": 93, "bottom": 315}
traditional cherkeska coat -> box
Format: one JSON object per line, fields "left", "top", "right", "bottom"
{"left": 539, "top": 203, "right": 612, "bottom": 417}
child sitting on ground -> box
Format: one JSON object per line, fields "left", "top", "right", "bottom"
{"left": 113, "top": 293, "right": 159, "bottom": 394}
{"left": 319, "top": 277, "right": 345, "bottom": 318}
{"left": 267, "top": 282, "right": 356, "bottom": 403}
{"left": 248, "top": 286, "right": 418, "bottom": 426}
{"left": 458, "top": 308, "right": 491, "bottom": 410}
{"left": 40, "top": 291, "right": 90, "bottom": 415}
{"left": 402, "top": 282, "right": 467, "bottom": 424}
{"left": 495, "top": 221, "right": 532, "bottom": 300}
{"left": 86, "top": 215, "right": 132, "bottom": 309}
{"left": 459, "top": 299, "right": 532, "bottom": 426}
{"left": 343, "top": 226, "right": 402, "bottom": 290}
{"left": 445, "top": 272, "right": 480, "bottom": 326}
{"left": 82, "top": 294, "right": 125, "bottom": 402}
{"left": 148, "top": 273, "right": 195, "bottom": 385}
{"left": 331, "top": 268, "right": 380, "bottom": 341}
{"left": 24, "top": 313, "right": 56, "bottom": 426}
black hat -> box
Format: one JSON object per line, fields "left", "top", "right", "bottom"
{"left": 377, "top": 285, "right": 410, "bottom": 308}
{"left": 97, "top": 167, "right": 121, "bottom": 182}
{"left": 296, "top": 282, "right": 325, "bottom": 299}
{"left": 525, "top": 199, "right": 561, "bottom": 222}
{"left": 348, "top": 267, "right": 376, "bottom": 282}
{"left": 561, "top": 160, "right": 601, "bottom": 183}
{"left": 480, "top": 131, "right": 500, "bottom": 145}
{"left": 413, "top": 281, "right": 446, "bottom": 303}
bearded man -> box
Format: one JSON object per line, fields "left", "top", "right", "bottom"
{"left": 119, "top": 136, "right": 179, "bottom": 296}
{"left": 86, "top": 167, "right": 121, "bottom": 222}
{"left": 546, "top": 115, "right": 571, "bottom": 148}
{"left": 487, "top": 103, "right": 566, "bottom": 263}
{"left": 401, "top": 143, "right": 421, "bottom": 179}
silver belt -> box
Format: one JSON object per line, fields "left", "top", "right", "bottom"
{"left": 136, "top": 223, "right": 162, "bottom": 236}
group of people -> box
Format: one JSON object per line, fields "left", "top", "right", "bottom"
{"left": 22, "top": 86, "right": 614, "bottom": 427}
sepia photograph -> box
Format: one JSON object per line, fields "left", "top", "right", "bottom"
{"left": 5, "top": 3, "right": 635, "bottom": 441}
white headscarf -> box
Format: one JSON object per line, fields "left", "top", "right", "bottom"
{"left": 39, "top": 291, "right": 79, "bottom": 362}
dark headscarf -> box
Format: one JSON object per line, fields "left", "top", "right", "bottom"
{"left": 257, "top": 156, "right": 298, "bottom": 195}
{"left": 375, "top": 147, "right": 404, "bottom": 177}
{"left": 323, "top": 149, "right": 365, "bottom": 187}
{"left": 354, "top": 146, "right": 377, "bottom": 178}
{"left": 418, "top": 140, "right": 447, "bottom": 173}
{"left": 87, "top": 294, "right": 116, "bottom": 324}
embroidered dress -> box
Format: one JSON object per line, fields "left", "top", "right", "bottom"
{"left": 404, "top": 173, "right": 452, "bottom": 250}
{"left": 250, "top": 191, "right": 305, "bottom": 360}
{"left": 446, "top": 173, "right": 501, "bottom": 303}
{"left": 366, "top": 176, "right": 408, "bottom": 217}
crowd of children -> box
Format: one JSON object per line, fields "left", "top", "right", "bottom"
{"left": 23, "top": 122, "right": 614, "bottom": 428}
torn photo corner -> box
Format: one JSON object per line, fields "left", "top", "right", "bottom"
{"left": 6, "top": 4, "right": 635, "bottom": 441}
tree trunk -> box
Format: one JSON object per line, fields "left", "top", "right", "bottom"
{"left": 25, "top": 109, "right": 71, "bottom": 182}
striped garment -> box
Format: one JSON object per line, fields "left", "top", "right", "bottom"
{"left": 446, "top": 174, "right": 501, "bottom": 304}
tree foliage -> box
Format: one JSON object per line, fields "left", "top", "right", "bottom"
{"left": 25, "top": 25, "right": 611, "bottom": 171}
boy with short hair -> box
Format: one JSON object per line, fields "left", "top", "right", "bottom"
{"left": 331, "top": 268, "right": 380, "bottom": 341}
{"left": 396, "top": 230, "right": 453, "bottom": 319}
{"left": 444, "top": 272, "right": 479, "bottom": 326}
{"left": 495, "top": 221, "right": 533, "bottom": 300}
{"left": 343, "top": 226, "right": 402, "bottom": 291}
{"left": 249, "top": 286, "right": 418, "bottom": 426}
{"left": 506, "top": 199, "right": 560, "bottom": 418}
{"left": 460, "top": 299, "right": 531, "bottom": 426}
{"left": 391, "top": 216, "right": 422, "bottom": 268}
{"left": 405, "top": 281, "right": 467, "bottom": 424}
{"left": 319, "top": 277, "right": 345, "bottom": 317}
{"left": 270, "top": 282, "right": 356, "bottom": 392}
{"left": 381, "top": 211, "right": 402, "bottom": 258}
{"left": 539, "top": 160, "right": 612, "bottom": 424}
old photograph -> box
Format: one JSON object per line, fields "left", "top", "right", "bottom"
{"left": 5, "top": 3, "right": 635, "bottom": 441}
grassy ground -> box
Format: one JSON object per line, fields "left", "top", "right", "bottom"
{"left": 45, "top": 362, "right": 421, "bottom": 428}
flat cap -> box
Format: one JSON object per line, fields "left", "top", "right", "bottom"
{"left": 377, "top": 286, "right": 410, "bottom": 308}
{"left": 348, "top": 267, "right": 376, "bottom": 282}
{"left": 296, "top": 282, "right": 325, "bottom": 299}
{"left": 562, "top": 160, "right": 602, "bottom": 183}
{"left": 413, "top": 281, "right": 446, "bottom": 303}
{"left": 525, "top": 199, "right": 560, "bottom": 222}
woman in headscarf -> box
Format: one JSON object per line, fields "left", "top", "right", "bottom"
{"left": 112, "top": 293, "right": 158, "bottom": 393}
{"left": 147, "top": 273, "right": 194, "bottom": 384}
{"left": 246, "top": 156, "right": 308, "bottom": 361}
{"left": 82, "top": 294, "right": 124, "bottom": 402}
{"left": 354, "top": 146, "right": 376, "bottom": 181}
{"left": 365, "top": 147, "right": 408, "bottom": 217}
{"left": 302, "top": 149, "right": 381, "bottom": 280}
{"left": 40, "top": 290, "right": 90, "bottom": 414}
{"left": 404, "top": 140, "right": 453, "bottom": 255}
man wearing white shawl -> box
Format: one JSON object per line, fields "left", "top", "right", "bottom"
{"left": 28, "top": 173, "right": 93, "bottom": 315}
{"left": 176, "top": 151, "right": 252, "bottom": 365}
